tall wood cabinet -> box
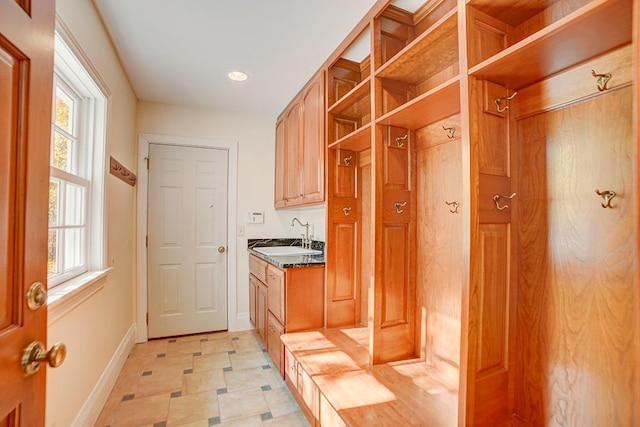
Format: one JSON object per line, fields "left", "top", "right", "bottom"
{"left": 274, "top": 70, "right": 325, "bottom": 208}
{"left": 275, "top": 0, "right": 639, "bottom": 425}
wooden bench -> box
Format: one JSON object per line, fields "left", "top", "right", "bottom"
{"left": 281, "top": 327, "right": 458, "bottom": 426}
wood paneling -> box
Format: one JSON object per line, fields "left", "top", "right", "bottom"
{"left": 416, "top": 136, "right": 462, "bottom": 390}
{"left": 514, "top": 86, "right": 637, "bottom": 426}
{"left": 326, "top": 221, "right": 358, "bottom": 327}
{"left": 0, "top": 45, "right": 18, "bottom": 333}
{"left": 476, "top": 224, "right": 509, "bottom": 376}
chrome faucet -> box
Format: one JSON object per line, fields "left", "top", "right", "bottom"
{"left": 291, "top": 217, "right": 313, "bottom": 249}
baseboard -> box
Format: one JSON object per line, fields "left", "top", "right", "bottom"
{"left": 72, "top": 323, "right": 136, "bottom": 427}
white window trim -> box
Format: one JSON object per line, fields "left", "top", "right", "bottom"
{"left": 47, "top": 16, "right": 113, "bottom": 322}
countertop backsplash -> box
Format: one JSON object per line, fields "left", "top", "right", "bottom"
{"left": 247, "top": 238, "right": 324, "bottom": 252}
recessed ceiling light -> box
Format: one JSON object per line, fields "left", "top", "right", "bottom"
{"left": 228, "top": 71, "right": 248, "bottom": 82}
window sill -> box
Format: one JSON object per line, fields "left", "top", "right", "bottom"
{"left": 48, "top": 267, "right": 114, "bottom": 325}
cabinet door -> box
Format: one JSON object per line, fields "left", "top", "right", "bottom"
{"left": 267, "top": 265, "right": 285, "bottom": 324}
{"left": 298, "top": 363, "right": 319, "bottom": 420}
{"left": 256, "top": 280, "right": 268, "bottom": 345}
{"left": 274, "top": 118, "right": 286, "bottom": 208}
{"left": 285, "top": 103, "right": 303, "bottom": 205}
{"left": 267, "top": 311, "right": 285, "bottom": 377}
{"left": 249, "top": 274, "right": 257, "bottom": 327}
{"left": 284, "top": 347, "right": 298, "bottom": 386}
{"left": 302, "top": 72, "right": 325, "bottom": 204}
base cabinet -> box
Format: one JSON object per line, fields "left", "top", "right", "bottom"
{"left": 249, "top": 254, "right": 324, "bottom": 376}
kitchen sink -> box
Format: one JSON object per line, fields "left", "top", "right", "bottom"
{"left": 252, "top": 246, "right": 322, "bottom": 256}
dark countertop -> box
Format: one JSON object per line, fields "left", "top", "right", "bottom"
{"left": 247, "top": 238, "right": 325, "bottom": 269}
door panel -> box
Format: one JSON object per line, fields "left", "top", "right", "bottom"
{"left": 0, "top": 0, "right": 55, "bottom": 424}
{"left": 148, "top": 144, "right": 228, "bottom": 337}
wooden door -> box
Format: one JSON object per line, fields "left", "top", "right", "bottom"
{"left": 147, "top": 144, "right": 228, "bottom": 338}
{"left": 0, "top": 0, "right": 56, "bottom": 425}
{"left": 284, "top": 103, "right": 302, "bottom": 205}
{"left": 301, "top": 72, "right": 324, "bottom": 204}
{"left": 248, "top": 274, "right": 257, "bottom": 327}
{"left": 274, "top": 118, "right": 286, "bottom": 208}
{"left": 256, "top": 280, "right": 268, "bottom": 344}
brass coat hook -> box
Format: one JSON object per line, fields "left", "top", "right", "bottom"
{"left": 591, "top": 70, "right": 611, "bottom": 91}
{"left": 395, "top": 134, "right": 408, "bottom": 147}
{"left": 495, "top": 91, "right": 518, "bottom": 113}
{"left": 443, "top": 126, "right": 456, "bottom": 139}
{"left": 343, "top": 156, "right": 353, "bottom": 166}
{"left": 394, "top": 201, "right": 407, "bottom": 214}
{"left": 445, "top": 201, "right": 459, "bottom": 213}
{"left": 493, "top": 193, "right": 516, "bottom": 211}
{"left": 343, "top": 206, "right": 352, "bottom": 216}
{"left": 595, "top": 189, "right": 616, "bottom": 208}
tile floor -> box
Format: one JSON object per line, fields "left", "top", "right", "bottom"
{"left": 95, "top": 330, "right": 310, "bottom": 427}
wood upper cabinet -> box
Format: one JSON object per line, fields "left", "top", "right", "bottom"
{"left": 301, "top": 74, "right": 325, "bottom": 204}
{"left": 274, "top": 118, "right": 286, "bottom": 208}
{"left": 275, "top": 70, "right": 325, "bottom": 208}
{"left": 284, "top": 102, "right": 303, "bottom": 205}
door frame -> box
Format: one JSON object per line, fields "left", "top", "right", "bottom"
{"left": 136, "top": 133, "right": 238, "bottom": 342}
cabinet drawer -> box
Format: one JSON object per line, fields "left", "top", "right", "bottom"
{"left": 267, "top": 311, "right": 285, "bottom": 377}
{"left": 249, "top": 254, "right": 268, "bottom": 283}
{"left": 267, "top": 265, "right": 285, "bottom": 324}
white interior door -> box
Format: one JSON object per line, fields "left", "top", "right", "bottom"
{"left": 147, "top": 143, "right": 228, "bottom": 338}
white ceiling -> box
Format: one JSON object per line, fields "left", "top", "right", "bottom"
{"left": 93, "top": 0, "right": 380, "bottom": 117}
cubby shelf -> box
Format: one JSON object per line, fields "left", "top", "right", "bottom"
{"left": 375, "top": 9, "right": 458, "bottom": 85}
{"left": 328, "top": 123, "right": 372, "bottom": 152}
{"left": 328, "top": 77, "right": 371, "bottom": 116}
{"left": 469, "top": 0, "right": 632, "bottom": 89}
{"left": 376, "top": 77, "right": 460, "bottom": 130}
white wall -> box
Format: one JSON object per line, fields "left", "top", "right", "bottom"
{"left": 136, "top": 101, "right": 326, "bottom": 323}
{"left": 47, "top": 0, "right": 138, "bottom": 425}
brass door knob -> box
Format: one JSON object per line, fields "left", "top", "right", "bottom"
{"left": 218, "top": 246, "right": 226, "bottom": 253}
{"left": 21, "top": 341, "right": 66, "bottom": 376}
{"left": 26, "top": 282, "right": 47, "bottom": 310}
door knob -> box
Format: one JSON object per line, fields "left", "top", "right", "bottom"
{"left": 26, "top": 281, "right": 47, "bottom": 310}
{"left": 218, "top": 246, "right": 226, "bottom": 253}
{"left": 21, "top": 341, "right": 66, "bottom": 376}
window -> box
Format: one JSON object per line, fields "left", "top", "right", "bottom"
{"left": 47, "top": 30, "right": 108, "bottom": 288}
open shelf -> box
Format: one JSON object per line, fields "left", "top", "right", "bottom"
{"left": 468, "top": 0, "right": 632, "bottom": 89}
{"left": 376, "top": 10, "right": 458, "bottom": 85}
{"left": 328, "top": 124, "right": 371, "bottom": 152}
{"left": 376, "top": 77, "right": 460, "bottom": 130}
{"left": 328, "top": 78, "right": 371, "bottom": 117}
